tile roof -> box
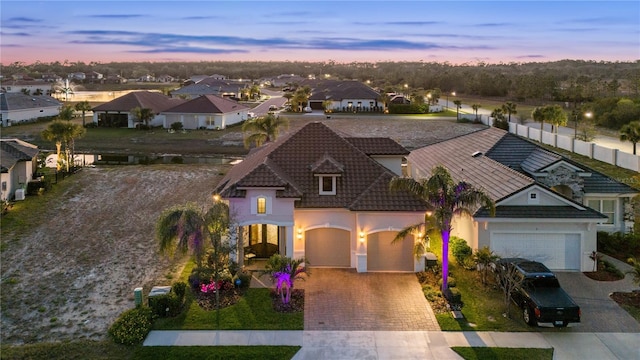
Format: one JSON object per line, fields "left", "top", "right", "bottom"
{"left": 486, "top": 133, "right": 637, "bottom": 194}
{"left": 215, "top": 122, "right": 428, "bottom": 212}
{"left": 475, "top": 205, "right": 607, "bottom": 219}
{"left": 0, "top": 139, "right": 39, "bottom": 172}
{"left": 163, "top": 95, "right": 249, "bottom": 114}
{"left": 92, "top": 91, "right": 184, "bottom": 113}
{"left": 304, "top": 80, "right": 380, "bottom": 101}
{"left": 0, "top": 93, "right": 61, "bottom": 111}
{"left": 345, "top": 137, "right": 410, "bottom": 156}
{"left": 407, "top": 127, "right": 534, "bottom": 201}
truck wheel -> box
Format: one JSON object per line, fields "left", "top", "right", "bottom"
{"left": 523, "top": 307, "right": 537, "bottom": 326}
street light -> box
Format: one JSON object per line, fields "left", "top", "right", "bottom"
{"left": 574, "top": 111, "right": 592, "bottom": 139}
{"left": 445, "top": 91, "right": 455, "bottom": 110}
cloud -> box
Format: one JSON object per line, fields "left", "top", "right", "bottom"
{"left": 516, "top": 54, "right": 546, "bottom": 59}
{"left": 131, "top": 47, "right": 248, "bottom": 54}
{"left": 1, "top": 31, "right": 31, "bottom": 37}
{"left": 6, "top": 17, "right": 42, "bottom": 23}
{"left": 88, "top": 14, "right": 145, "bottom": 19}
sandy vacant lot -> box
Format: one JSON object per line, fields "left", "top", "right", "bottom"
{"left": 0, "top": 118, "right": 483, "bottom": 344}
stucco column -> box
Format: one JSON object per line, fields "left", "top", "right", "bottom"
{"left": 285, "top": 226, "right": 294, "bottom": 258}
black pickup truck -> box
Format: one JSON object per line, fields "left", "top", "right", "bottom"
{"left": 493, "top": 258, "right": 581, "bottom": 327}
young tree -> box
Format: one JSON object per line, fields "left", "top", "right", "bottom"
{"left": 473, "top": 246, "right": 500, "bottom": 286}
{"left": 261, "top": 255, "right": 309, "bottom": 305}
{"left": 242, "top": 113, "right": 289, "bottom": 148}
{"left": 620, "top": 121, "right": 640, "bottom": 155}
{"left": 58, "top": 104, "right": 75, "bottom": 121}
{"left": 491, "top": 108, "right": 508, "bottom": 130}
{"left": 75, "top": 100, "right": 92, "bottom": 127}
{"left": 131, "top": 107, "right": 155, "bottom": 128}
{"left": 390, "top": 166, "right": 495, "bottom": 292}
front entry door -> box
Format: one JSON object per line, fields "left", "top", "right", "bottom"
{"left": 248, "top": 224, "right": 279, "bottom": 258}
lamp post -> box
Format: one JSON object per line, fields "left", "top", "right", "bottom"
{"left": 574, "top": 111, "right": 592, "bottom": 139}
{"left": 445, "top": 91, "right": 455, "bottom": 110}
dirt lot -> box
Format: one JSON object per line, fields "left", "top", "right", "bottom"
{"left": 0, "top": 117, "right": 483, "bottom": 344}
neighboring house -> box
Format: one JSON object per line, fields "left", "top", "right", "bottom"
{"left": 86, "top": 71, "right": 104, "bottom": 82}
{"left": 214, "top": 122, "right": 429, "bottom": 272}
{"left": 265, "top": 74, "right": 306, "bottom": 88}
{"left": 162, "top": 95, "right": 250, "bottom": 130}
{"left": 407, "top": 127, "right": 638, "bottom": 272}
{"left": 389, "top": 94, "right": 411, "bottom": 104}
{"left": 0, "top": 139, "right": 39, "bottom": 201}
{"left": 0, "top": 81, "right": 53, "bottom": 95}
{"left": 68, "top": 72, "right": 86, "bottom": 81}
{"left": 170, "top": 77, "right": 246, "bottom": 99}
{"left": 91, "top": 91, "right": 184, "bottom": 128}
{"left": 0, "top": 93, "right": 62, "bottom": 126}
{"left": 304, "top": 80, "right": 382, "bottom": 112}
{"left": 156, "top": 74, "right": 176, "bottom": 83}
{"left": 138, "top": 74, "right": 156, "bottom": 82}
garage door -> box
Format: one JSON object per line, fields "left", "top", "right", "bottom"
{"left": 305, "top": 228, "right": 351, "bottom": 267}
{"left": 491, "top": 233, "right": 581, "bottom": 270}
{"left": 367, "top": 231, "right": 414, "bottom": 272}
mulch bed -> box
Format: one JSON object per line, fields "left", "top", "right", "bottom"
{"left": 611, "top": 291, "right": 640, "bottom": 308}
{"left": 270, "top": 288, "right": 304, "bottom": 313}
{"left": 195, "top": 289, "right": 244, "bottom": 311}
{"left": 583, "top": 260, "right": 625, "bottom": 281}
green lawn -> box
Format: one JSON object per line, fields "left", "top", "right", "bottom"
{"left": 153, "top": 288, "right": 303, "bottom": 330}
{"left": 452, "top": 347, "right": 553, "bottom": 360}
{"left": 0, "top": 341, "right": 300, "bottom": 360}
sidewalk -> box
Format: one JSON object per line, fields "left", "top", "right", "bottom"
{"left": 144, "top": 330, "right": 640, "bottom": 360}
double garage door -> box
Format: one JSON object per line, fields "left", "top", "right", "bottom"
{"left": 491, "top": 233, "right": 581, "bottom": 271}
{"left": 304, "top": 229, "right": 413, "bottom": 271}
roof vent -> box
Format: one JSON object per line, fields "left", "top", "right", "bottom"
{"left": 471, "top": 151, "right": 483, "bottom": 158}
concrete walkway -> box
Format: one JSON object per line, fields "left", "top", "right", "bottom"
{"left": 144, "top": 330, "right": 640, "bottom": 359}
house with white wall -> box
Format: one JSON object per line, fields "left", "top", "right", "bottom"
{"left": 214, "top": 122, "right": 431, "bottom": 272}
{"left": 0, "top": 93, "right": 62, "bottom": 126}
{"left": 407, "top": 127, "right": 637, "bottom": 272}
{"left": 0, "top": 139, "right": 39, "bottom": 201}
{"left": 91, "top": 91, "right": 184, "bottom": 128}
{"left": 162, "top": 95, "right": 249, "bottom": 130}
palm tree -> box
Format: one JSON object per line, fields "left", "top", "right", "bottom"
{"left": 41, "top": 120, "right": 85, "bottom": 171}
{"left": 55, "top": 79, "right": 76, "bottom": 101}
{"left": 75, "top": 101, "right": 92, "bottom": 127}
{"left": 131, "top": 107, "right": 155, "bottom": 129}
{"left": 261, "top": 255, "right": 309, "bottom": 305}
{"left": 390, "top": 166, "right": 495, "bottom": 292}
{"left": 502, "top": 102, "right": 518, "bottom": 123}
{"left": 58, "top": 104, "right": 75, "bottom": 121}
{"left": 156, "top": 203, "right": 207, "bottom": 269}
{"left": 620, "top": 121, "right": 640, "bottom": 155}
{"left": 532, "top": 107, "right": 546, "bottom": 140}
{"left": 453, "top": 100, "right": 462, "bottom": 120}
{"left": 471, "top": 104, "right": 481, "bottom": 121}
{"left": 491, "top": 108, "right": 508, "bottom": 130}
{"left": 533, "top": 105, "right": 566, "bottom": 134}
{"left": 242, "top": 113, "right": 289, "bottom": 148}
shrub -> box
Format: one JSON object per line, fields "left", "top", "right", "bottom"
{"left": 234, "top": 270, "right": 252, "bottom": 289}
{"left": 422, "top": 284, "right": 442, "bottom": 302}
{"left": 148, "top": 293, "right": 182, "bottom": 317}
{"left": 108, "top": 307, "right": 154, "bottom": 345}
{"left": 450, "top": 236, "right": 472, "bottom": 265}
{"left": 597, "top": 231, "right": 640, "bottom": 258}
{"left": 172, "top": 281, "right": 187, "bottom": 301}
{"left": 188, "top": 267, "right": 215, "bottom": 290}
{"left": 438, "top": 276, "right": 457, "bottom": 288}
{"left": 170, "top": 122, "right": 184, "bottom": 131}
{"left": 445, "top": 287, "right": 462, "bottom": 305}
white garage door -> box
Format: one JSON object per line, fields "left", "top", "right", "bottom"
{"left": 367, "top": 231, "right": 414, "bottom": 272}
{"left": 305, "top": 228, "right": 351, "bottom": 267}
{"left": 491, "top": 233, "right": 581, "bottom": 271}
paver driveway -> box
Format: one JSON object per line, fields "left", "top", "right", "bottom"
{"left": 299, "top": 268, "right": 440, "bottom": 331}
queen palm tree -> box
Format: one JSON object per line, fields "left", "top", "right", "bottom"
{"left": 453, "top": 100, "right": 462, "bottom": 120}
{"left": 41, "top": 120, "right": 85, "bottom": 171}
{"left": 242, "top": 113, "right": 289, "bottom": 148}
{"left": 620, "top": 121, "right": 640, "bottom": 155}
{"left": 75, "top": 100, "right": 92, "bottom": 127}
{"left": 156, "top": 203, "right": 207, "bottom": 269}
{"left": 471, "top": 104, "right": 481, "bottom": 121}
{"left": 390, "top": 166, "right": 495, "bottom": 292}
{"left": 502, "top": 102, "right": 518, "bottom": 123}
{"left": 131, "top": 107, "right": 155, "bottom": 129}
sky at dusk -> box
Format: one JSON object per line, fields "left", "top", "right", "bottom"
{"left": 1, "top": 0, "right": 639, "bottom": 65}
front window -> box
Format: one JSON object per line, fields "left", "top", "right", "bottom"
{"left": 588, "top": 199, "right": 615, "bottom": 224}
{"left": 319, "top": 176, "right": 336, "bottom": 195}
{"left": 257, "top": 197, "right": 267, "bottom": 214}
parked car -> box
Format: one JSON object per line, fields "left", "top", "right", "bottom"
{"left": 268, "top": 105, "right": 278, "bottom": 111}
{"left": 493, "top": 258, "right": 581, "bottom": 327}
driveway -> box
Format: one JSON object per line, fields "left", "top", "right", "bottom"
{"left": 555, "top": 257, "right": 640, "bottom": 332}
{"left": 299, "top": 268, "right": 440, "bottom": 331}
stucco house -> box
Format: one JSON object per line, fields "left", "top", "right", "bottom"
{"left": 171, "top": 78, "right": 247, "bottom": 100}
{"left": 92, "top": 91, "right": 184, "bottom": 128}
{"left": 162, "top": 95, "right": 250, "bottom": 130}
{"left": 304, "top": 80, "right": 383, "bottom": 112}
{"left": 407, "top": 127, "right": 638, "bottom": 272}
{"left": 0, "top": 93, "right": 62, "bottom": 126}
{"left": 213, "top": 121, "right": 430, "bottom": 272}
{"left": 0, "top": 139, "right": 39, "bottom": 201}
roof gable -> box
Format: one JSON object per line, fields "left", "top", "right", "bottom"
{"left": 163, "top": 94, "right": 248, "bottom": 114}
{"left": 0, "top": 139, "right": 39, "bottom": 172}
{"left": 92, "top": 91, "right": 183, "bottom": 113}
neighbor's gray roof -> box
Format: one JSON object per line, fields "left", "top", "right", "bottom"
{"left": 0, "top": 93, "right": 61, "bottom": 111}
{"left": 0, "top": 139, "right": 39, "bottom": 173}
{"left": 475, "top": 205, "right": 607, "bottom": 219}
{"left": 304, "top": 80, "right": 381, "bottom": 101}
{"left": 92, "top": 91, "right": 184, "bottom": 113}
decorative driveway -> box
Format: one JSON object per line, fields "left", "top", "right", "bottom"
{"left": 299, "top": 268, "right": 440, "bottom": 331}
{"left": 555, "top": 260, "right": 640, "bottom": 332}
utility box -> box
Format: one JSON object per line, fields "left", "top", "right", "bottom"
{"left": 147, "top": 286, "right": 171, "bottom": 306}
{"left": 133, "top": 287, "right": 143, "bottom": 307}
